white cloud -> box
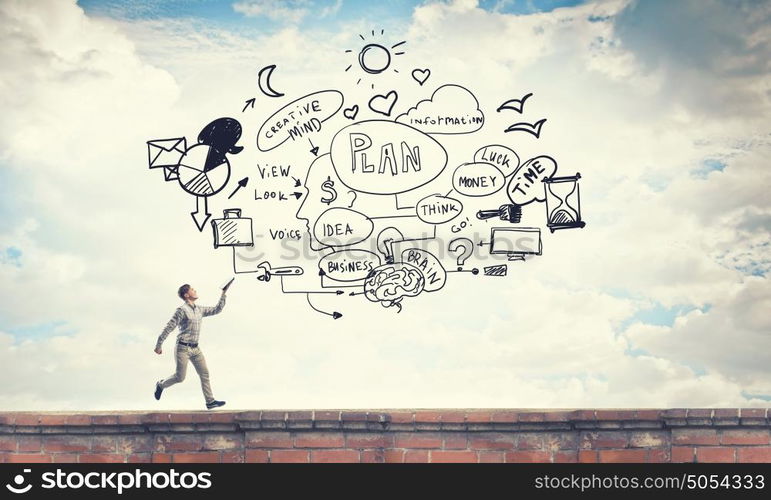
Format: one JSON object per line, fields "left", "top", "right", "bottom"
{"left": 0, "top": 0, "right": 769, "bottom": 410}
{"left": 233, "top": 0, "right": 310, "bottom": 24}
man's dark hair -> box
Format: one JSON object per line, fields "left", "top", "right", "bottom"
{"left": 178, "top": 284, "right": 191, "bottom": 300}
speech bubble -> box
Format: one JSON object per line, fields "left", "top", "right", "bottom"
{"left": 507, "top": 155, "right": 558, "bottom": 205}
{"left": 474, "top": 145, "right": 520, "bottom": 177}
{"left": 330, "top": 120, "right": 448, "bottom": 195}
{"left": 415, "top": 194, "right": 463, "bottom": 225}
{"left": 400, "top": 248, "right": 446, "bottom": 292}
{"left": 313, "top": 207, "right": 374, "bottom": 248}
{"left": 257, "top": 90, "right": 344, "bottom": 152}
{"left": 452, "top": 162, "right": 505, "bottom": 197}
{"left": 319, "top": 249, "right": 381, "bottom": 282}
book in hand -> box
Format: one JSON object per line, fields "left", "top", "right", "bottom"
{"left": 221, "top": 277, "right": 235, "bottom": 292}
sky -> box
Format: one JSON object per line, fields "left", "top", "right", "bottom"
{"left": 0, "top": 0, "right": 769, "bottom": 411}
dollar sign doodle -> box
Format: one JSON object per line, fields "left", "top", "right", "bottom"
{"left": 320, "top": 176, "right": 337, "bottom": 205}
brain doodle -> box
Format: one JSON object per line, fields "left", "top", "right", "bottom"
{"left": 143, "top": 29, "right": 587, "bottom": 319}
{"left": 364, "top": 263, "right": 425, "bottom": 312}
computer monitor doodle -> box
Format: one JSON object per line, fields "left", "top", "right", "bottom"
{"left": 489, "top": 227, "right": 542, "bottom": 261}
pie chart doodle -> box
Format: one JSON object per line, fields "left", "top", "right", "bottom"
{"left": 177, "top": 144, "right": 231, "bottom": 197}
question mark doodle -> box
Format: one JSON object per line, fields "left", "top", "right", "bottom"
{"left": 448, "top": 238, "right": 474, "bottom": 272}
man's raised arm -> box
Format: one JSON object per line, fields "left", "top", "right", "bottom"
{"left": 202, "top": 292, "right": 226, "bottom": 317}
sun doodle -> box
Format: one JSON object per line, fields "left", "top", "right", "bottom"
{"left": 344, "top": 29, "right": 406, "bottom": 89}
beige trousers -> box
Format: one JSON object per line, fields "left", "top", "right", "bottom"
{"left": 160, "top": 344, "right": 214, "bottom": 403}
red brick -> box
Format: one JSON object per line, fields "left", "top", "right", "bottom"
{"left": 518, "top": 432, "right": 545, "bottom": 450}
{"left": 294, "top": 432, "right": 345, "bottom": 448}
{"left": 554, "top": 451, "right": 578, "bottom": 463}
{"left": 14, "top": 414, "right": 40, "bottom": 426}
{"left": 720, "top": 430, "right": 770, "bottom": 446}
{"left": 245, "top": 431, "right": 292, "bottom": 448}
{"left": 91, "top": 436, "right": 116, "bottom": 453}
{"left": 221, "top": 451, "right": 244, "bottom": 463}
{"left": 714, "top": 409, "right": 739, "bottom": 419}
{"left": 440, "top": 411, "right": 466, "bottom": 423}
{"left": 442, "top": 434, "right": 467, "bottom": 449}
{"left": 629, "top": 431, "right": 668, "bottom": 448}
{"left": 80, "top": 454, "right": 124, "bottom": 463}
{"left": 0, "top": 439, "right": 16, "bottom": 452}
{"left": 128, "top": 454, "right": 151, "bottom": 463}
{"left": 543, "top": 432, "right": 578, "bottom": 450}
{"left": 663, "top": 409, "right": 687, "bottom": 418}
{"left": 543, "top": 412, "right": 571, "bottom": 422}
{"left": 491, "top": 411, "right": 519, "bottom": 423}
{"left": 261, "top": 411, "right": 287, "bottom": 423}
{"left": 696, "top": 447, "right": 735, "bottom": 463}
{"left": 65, "top": 415, "right": 93, "bottom": 426}
{"left": 431, "top": 450, "right": 477, "bottom": 463}
{"left": 116, "top": 436, "right": 153, "bottom": 454}
{"left": 740, "top": 408, "right": 766, "bottom": 419}
{"left": 44, "top": 436, "right": 90, "bottom": 453}
{"left": 17, "top": 437, "right": 41, "bottom": 453}
{"left": 6, "top": 454, "right": 52, "bottom": 463}
{"left": 581, "top": 431, "right": 628, "bottom": 449}
{"left": 672, "top": 429, "right": 720, "bottom": 446}
{"left": 314, "top": 411, "right": 341, "bottom": 422}
{"left": 155, "top": 435, "right": 202, "bottom": 452}
{"left": 573, "top": 410, "right": 597, "bottom": 421}
{"left": 151, "top": 453, "right": 172, "bottom": 463}
{"left": 648, "top": 449, "right": 670, "bottom": 463}
{"left": 465, "top": 411, "right": 493, "bottom": 423}
{"left": 478, "top": 451, "right": 504, "bottom": 463}
{"left": 578, "top": 450, "right": 598, "bottom": 463}
{"left": 208, "top": 413, "right": 235, "bottom": 424}
{"left": 270, "top": 450, "right": 309, "bottom": 463}
{"left": 340, "top": 411, "right": 368, "bottom": 423}
{"left": 172, "top": 452, "right": 221, "bottom": 463}
{"left": 506, "top": 451, "right": 551, "bottom": 463}
{"left": 52, "top": 454, "right": 79, "bottom": 463}
{"left": 469, "top": 433, "right": 516, "bottom": 450}
{"left": 598, "top": 449, "right": 647, "bottom": 463}
{"left": 39, "top": 415, "right": 67, "bottom": 426}
{"left": 596, "top": 410, "right": 637, "bottom": 421}
{"left": 737, "top": 447, "right": 771, "bottom": 463}
{"left": 388, "top": 412, "right": 413, "bottom": 424}
{"left": 518, "top": 412, "right": 545, "bottom": 423}
{"left": 383, "top": 449, "right": 405, "bottom": 463}
{"left": 687, "top": 409, "right": 712, "bottom": 418}
{"left": 414, "top": 411, "right": 442, "bottom": 423}
{"left": 91, "top": 415, "right": 118, "bottom": 425}
{"left": 202, "top": 434, "right": 242, "bottom": 450}
{"left": 287, "top": 411, "right": 313, "bottom": 422}
{"left": 245, "top": 450, "right": 269, "bottom": 463}
{"left": 117, "top": 414, "right": 142, "bottom": 425}
{"left": 360, "top": 450, "right": 383, "bottom": 463}
{"left": 404, "top": 450, "right": 430, "bottom": 463}
{"left": 169, "top": 413, "right": 195, "bottom": 424}
{"left": 394, "top": 432, "right": 442, "bottom": 449}
{"left": 635, "top": 410, "right": 662, "bottom": 420}
{"left": 143, "top": 413, "right": 170, "bottom": 424}
{"left": 345, "top": 433, "right": 392, "bottom": 449}
{"left": 671, "top": 447, "right": 694, "bottom": 463}
{"left": 311, "top": 450, "right": 360, "bottom": 463}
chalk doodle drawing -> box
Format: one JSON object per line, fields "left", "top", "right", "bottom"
{"left": 143, "top": 27, "right": 587, "bottom": 318}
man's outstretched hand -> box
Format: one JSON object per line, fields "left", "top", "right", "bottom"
{"left": 154, "top": 347, "right": 162, "bottom": 355}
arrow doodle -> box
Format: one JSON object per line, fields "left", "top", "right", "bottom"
{"left": 242, "top": 98, "right": 256, "bottom": 112}
{"left": 228, "top": 177, "right": 249, "bottom": 199}
{"left": 190, "top": 196, "right": 211, "bottom": 232}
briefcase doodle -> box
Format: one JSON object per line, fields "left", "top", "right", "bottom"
{"left": 211, "top": 209, "right": 254, "bottom": 249}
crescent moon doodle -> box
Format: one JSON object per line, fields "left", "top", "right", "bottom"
{"left": 258, "top": 64, "right": 285, "bottom": 98}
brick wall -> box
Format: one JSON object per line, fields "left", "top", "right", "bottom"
{"left": 1, "top": 410, "right": 770, "bottom": 463}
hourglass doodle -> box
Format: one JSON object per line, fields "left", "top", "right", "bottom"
{"left": 542, "top": 173, "right": 586, "bottom": 232}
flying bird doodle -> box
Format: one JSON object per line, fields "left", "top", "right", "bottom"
{"left": 496, "top": 92, "right": 533, "bottom": 114}
{"left": 504, "top": 118, "right": 547, "bottom": 138}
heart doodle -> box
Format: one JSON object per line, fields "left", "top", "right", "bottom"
{"left": 343, "top": 105, "right": 359, "bottom": 120}
{"left": 411, "top": 68, "right": 431, "bottom": 86}
{"left": 368, "top": 91, "right": 398, "bottom": 117}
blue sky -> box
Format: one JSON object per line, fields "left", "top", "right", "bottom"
{"left": 1, "top": 0, "right": 769, "bottom": 409}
